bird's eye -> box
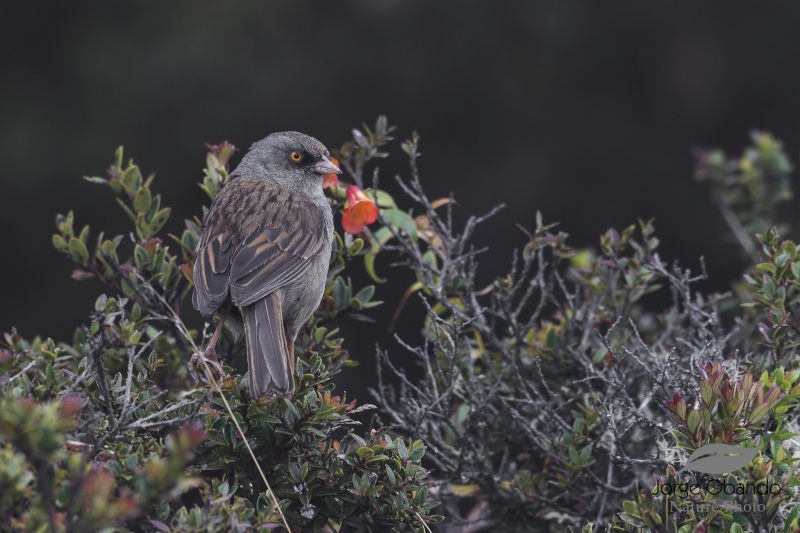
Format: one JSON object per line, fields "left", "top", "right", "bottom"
{"left": 290, "top": 151, "right": 303, "bottom": 163}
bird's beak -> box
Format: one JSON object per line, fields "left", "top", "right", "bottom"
{"left": 311, "top": 157, "right": 342, "bottom": 175}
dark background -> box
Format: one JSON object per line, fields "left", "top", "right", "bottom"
{"left": 1, "top": 1, "right": 798, "bottom": 401}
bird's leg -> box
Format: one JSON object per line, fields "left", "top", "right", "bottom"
{"left": 205, "top": 305, "right": 231, "bottom": 358}
{"left": 287, "top": 334, "right": 295, "bottom": 371}
{"left": 286, "top": 332, "right": 296, "bottom": 400}
{"left": 190, "top": 304, "right": 231, "bottom": 378}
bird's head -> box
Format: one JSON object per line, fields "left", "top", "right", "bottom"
{"left": 234, "top": 131, "right": 341, "bottom": 197}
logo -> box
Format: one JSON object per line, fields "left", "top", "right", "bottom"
{"left": 653, "top": 443, "right": 782, "bottom": 501}
{"left": 679, "top": 443, "right": 759, "bottom": 475}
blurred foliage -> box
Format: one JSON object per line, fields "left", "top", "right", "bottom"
{"left": 694, "top": 131, "right": 794, "bottom": 259}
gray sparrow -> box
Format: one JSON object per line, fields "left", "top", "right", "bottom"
{"left": 192, "top": 131, "right": 340, "bottom": 397}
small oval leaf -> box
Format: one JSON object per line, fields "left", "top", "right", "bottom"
{"left": 52, "top": 234, "right": 68, "bottom": 253}
{"left": 149, "top": 208, "right": 172, "bottom": 235}
{"left": 68, "top": 237, "right": 90, "bottom": 266}
{"left": 755, "top": 262, "right": 776, "bottom": 275}
{"left": 134, "top": 187, "right": 152, "bottom": 213}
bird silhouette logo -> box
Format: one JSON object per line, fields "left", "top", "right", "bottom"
{"left": 679, "top": 444, "right": 758, "bottom": 475}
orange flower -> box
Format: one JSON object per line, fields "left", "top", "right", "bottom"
{"left": 323, "top": 157, "right": 340, "bottom": 189}
{"left": 342, "top": 185, "right": 378, "bottom": 234}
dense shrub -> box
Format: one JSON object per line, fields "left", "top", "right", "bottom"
{"left": 367, "top": 130, "right": 800, "bottom": 532}
{"left": 1, "top": 123, "right": 438, "bottom": 533}
{"left": 1, "top": 121, "right": 798, "bottom": 533}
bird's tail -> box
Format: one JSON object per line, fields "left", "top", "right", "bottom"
{"left": 241, "top": 293, "right": 294, "bottom": 397}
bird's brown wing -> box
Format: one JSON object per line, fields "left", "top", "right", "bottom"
{"left": 192, "top": 177, "right": 327, "bottom": 316}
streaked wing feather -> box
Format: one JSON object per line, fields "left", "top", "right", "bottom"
{"left": 229, "top": 185, "right": 325, "bottom": 307}
{"left": 193, "top": 242, "right": 230, "bottom": 316}
{"left": 192, "top": 177, "right": 326, "bottom": 314}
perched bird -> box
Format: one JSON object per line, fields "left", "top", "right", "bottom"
{"left": 192, "top": 132, "right": 340, "bottom": 397}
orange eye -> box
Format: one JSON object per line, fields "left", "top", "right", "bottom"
{"left": 290, "top": 151, "right": 303, "bottom": 162}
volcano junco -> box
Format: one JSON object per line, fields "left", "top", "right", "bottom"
{"left": 192, "top": 131, "right": 340, "bottom": 397}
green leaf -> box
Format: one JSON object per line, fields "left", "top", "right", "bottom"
{"left": 396, "top": 439, "right": 408, "bottom": 460}
{"left": 124, "top": 454, "right": 139, "bottom": 470}
{"left": 755, "top": 263, "right": 776, "bottom": 275}
{"left": 104, "top": 235, "right": 123, "bottom": 254}
{"left": 332, "top": 277, "right": 349, "bottom": 308}
{"left": 381, "top": 209, "right": 418, "bottom": 241}
{"left": 121, "top": 279, "right": 136, "bottom": 298}
{"left": 134, "top": 245, "right": 151, "bottom": 269}
{"left": 373, "top": 190, "right": 396, "bottom": 209}
{"left": 785, "top": 504, "right": 800, "bottom": 533}
{"left": 619, "top": 513, "right": 646, "bottom": 527}
{"left": 579, "top": 444, "right": 592, "bottom": 463}
{"left": 749, "top": 403, "right": 771, "bottom": 424}
{"left": 78, "top": 225, "right": 90, "bottom": 245}
{"left": 700, "top": 380, "right": 714, "bottom": 404}
{"left": 354, "top": 285, "right": 375, "bottom": 304}
{"left": 149, "top": 208, "right": 171, "bottom": 235}
{"left": 687, "top": 410, "right": 700, "bottom": 433}
{"left": 364, "top": 252, "right": 386, "bottom": 284}
{"left": 356, "top": 446, "right": 375, "bottom": 457}
{"left": 52, "top": 234, "right": 68, "bottom": 253}
{"left": 115, "top": 146, "right": 124, "bottom": 170}
{"left": 120, "top": 164, "right": 142, "bottom": 193}
{"left": 68, "top": 237, "right": 90, "bottom": 266}
{"left": 385, "top": 465, "right": 397, "bottom": 485}
{"left": 408, "top": 445, "right": 426, "bottom": 462}
{"left": 347, "top": 238, "right": 364, "bottom": 256}
{"left": 791, "top": 262, "right": 800, "bottom": 280}
{"left": 135, "top": 212, "right": 151, "bottom": 239}
{"left": 146, "top": 193, "right": 161, "bottom": 221}
{"left": 161, "top": 256, "right": 176, "bottom": 289}
{"left": 422, "top": 249, "right": 438, "bottom": 269}
{"left": 363, "top": 227, "right": 393, "bottom": 284}
{"left": 413, "top": 485, "right": 428, "bottom": 506}
{"left": 352, "top": 128, "right": 369, "bottom": 149}
{"left": 346, "top": 312, "right": 375, "bottom": 322}
{"left": 94, "top": 294, "right": 108, "bottom": 312}
{"left": 134, "top": 186, "right": 152, "bottom": 213}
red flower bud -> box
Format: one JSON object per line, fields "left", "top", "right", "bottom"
{"left": 323, "top": 157, "right": 340, "bottom": 189}
{"left": 342, "top": 186, "right": 378, "bottom": 234}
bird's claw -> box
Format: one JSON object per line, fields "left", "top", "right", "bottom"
{"left": 189, "top": 350, "right": 227, "bottom": 381}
